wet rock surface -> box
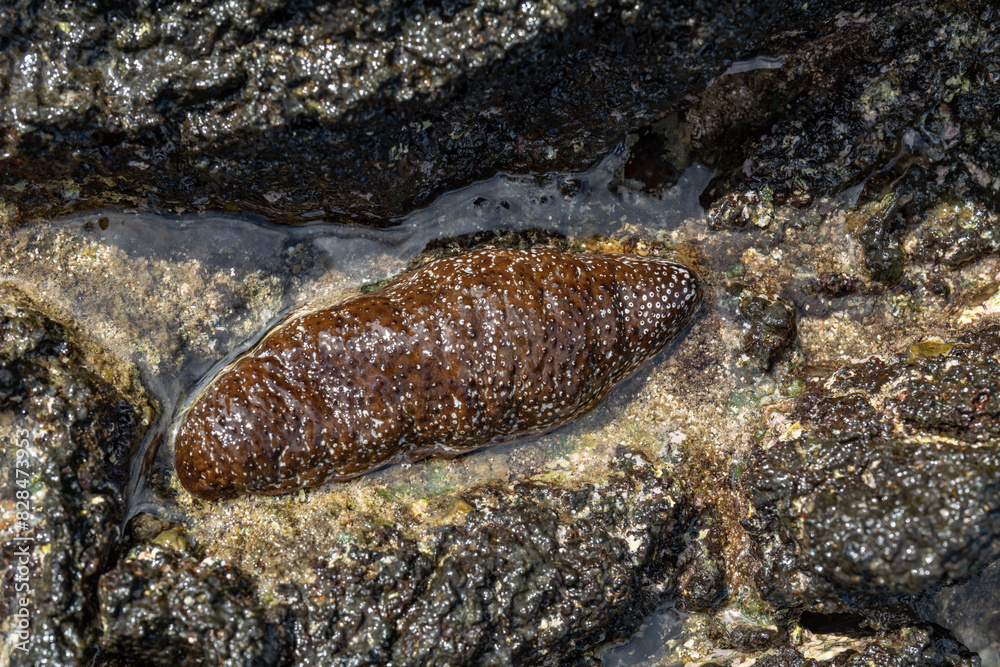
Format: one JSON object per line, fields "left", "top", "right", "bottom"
{"left": 0, "top": 0, "right": 846, "bottom": 226}
{"left": 2, "top": 0, "right": 1000, "bottom": 665}
{"left": 928, "top": 559, "right": 1000, "bottom": 665}
{"left": 698, "top": 2, "right": 1000, "bottom": 222}
{"left": 737, "top": 293, "right": 798, "bottom": 374}
{"left": 749, "top": 625, "right": 981, "bottom": 667}
{"left": 98, "top": 462, "right": 693, "bottom": 666}
{"left": 743, "top": 327, "right": 1000, "bottom": 601}
{"left": 99, "top": 550, "right": 293, "bottom": 666}
{"left": 0, "top": 288, "right": 148, "bottom": 666}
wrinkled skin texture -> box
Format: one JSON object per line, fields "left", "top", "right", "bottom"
{"left": 175, "top": 249, "right": 700, "bottom": 499}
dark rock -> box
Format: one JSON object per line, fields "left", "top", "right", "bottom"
{"left": 804, "top": 273, "right": 864, "bottom": 299}
{"left": 0, "top": 288, "right": 147, "bottom": 667}
{"left": 708, "top": 188, "right": 776, "bottom": 229}
{"left": 0, "top": 366, "right": 20, "bottom": 403}
{"left": 697, "top": 2, "right": 1000, "bottom": 219}
{"left": 674, "top": 522, "right": 727, "bottom": 612}
{"left": 98, "top": 549, "right": 293, "bottom": 667}
{"left": 751, "top": 645, "right": 816, "bottom": 667}
{"left": 0, "top": 0, "right": 846, "bottom": 226}
{"left": 738, "top": 293, "right": 798, "bottom": 373}
{"left": 742, "top": 327, "right": 1000, "bottom": 600}
{"left": 908, "top": 199, "right": 1000, "bottom": 269}
{"left": 856, "top": 194, "right": 906, "bottom": 285}
{"left": 707, "top": 615, "right": 782, "bottom": 651}
{"left": 613, "top": 123, "right": 684, "bottom": 197}
{"left": 750, "top": 627, "right": 980, "bottom": 667}
{"left": 892, "top": 326, "right": 1000, "bottom": 442}
{"left": 841, "top": 626, "right": 981, "bottom": 667}
{"left": 97, "top": 461, "right": 697, "bottom": 665}
{"left": 928, "top": 559, "right": 1000, "bottom": 663}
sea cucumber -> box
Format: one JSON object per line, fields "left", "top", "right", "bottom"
{"left": 175, "top": 248, "right": 700, "bottom": 499}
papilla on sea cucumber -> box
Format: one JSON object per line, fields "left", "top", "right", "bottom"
{"left": 174, "top": 247, "right": 701, "bottom": 499}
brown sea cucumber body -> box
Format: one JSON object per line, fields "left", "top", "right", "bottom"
{"left": 175, "top": 248, "right": 700, "bottom": 499}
